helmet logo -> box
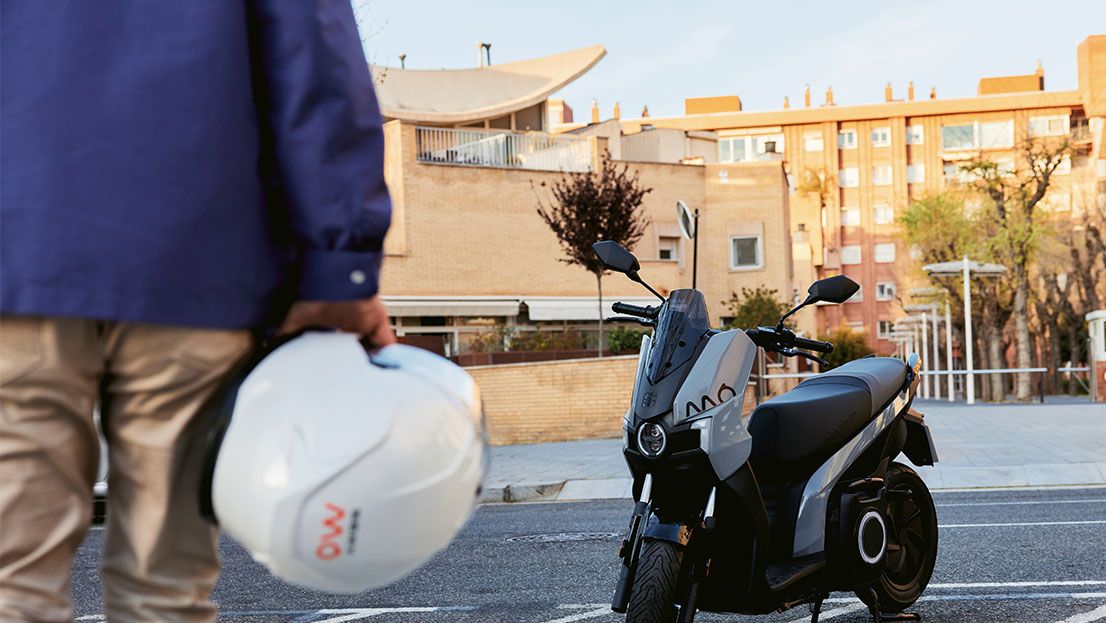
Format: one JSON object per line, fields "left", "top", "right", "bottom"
{"left": 316, "top": 502, "right": 347, "bottom": 561}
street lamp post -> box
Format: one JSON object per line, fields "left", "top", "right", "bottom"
{"left": 923, "top": 256, "right": 1007, "bottom": 405}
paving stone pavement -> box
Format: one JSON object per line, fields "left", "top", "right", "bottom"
{"left": 483, "top": 399, "right": 1106, "bottom": 502}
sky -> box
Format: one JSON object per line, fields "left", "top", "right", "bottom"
{"left": 354, "top": 0, "right": 1105, "bottom": 120}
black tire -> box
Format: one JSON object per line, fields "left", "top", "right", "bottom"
{"left": 626, "top": 539, "right": 684, "bottom": 623}
{"left": 857, "top": 462, "right": 938, "bottom": 613}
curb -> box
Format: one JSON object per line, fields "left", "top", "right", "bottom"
{"left": 481, "top": 464, "right": 1106, "bottom": 504}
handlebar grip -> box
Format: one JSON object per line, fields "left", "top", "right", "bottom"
{"left": 793, "top": 336, "right": 833, "bottom": 353}
{"left": 612, "top": 302, "right": 654, "bottom": 318}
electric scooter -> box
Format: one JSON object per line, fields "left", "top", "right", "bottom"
{"left": 594, "top": 240, "right": 939, "bottom": 623}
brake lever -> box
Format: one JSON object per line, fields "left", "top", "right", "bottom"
{"left": 778, "top": 347, "right": 828, "bottom": 367}
{"left": 605, "top": 316, "right": 656, "bottom": 328}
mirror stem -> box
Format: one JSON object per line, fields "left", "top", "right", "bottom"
{"left": 776, "top": 295, "right": 815, "bottom": 331}
{"left": 630, "top": 272, "right": 666, "bottom": 301}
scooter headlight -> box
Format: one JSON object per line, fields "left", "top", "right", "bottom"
{"left": 637, "top": 422, "right": 667, "bottom": 458}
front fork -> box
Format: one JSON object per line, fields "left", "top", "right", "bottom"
{"left": 612, "top": 474, "right": 653, "bottom": 612}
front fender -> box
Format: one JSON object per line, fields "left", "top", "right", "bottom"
{"left": 643, "top": 520, "right": 694, "bottom": 548}
{"left": 902, "top": 409, "right": 939, "bottom": 467}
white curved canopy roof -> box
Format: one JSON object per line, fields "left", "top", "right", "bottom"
{"left": 371, "top": 45, "right": 605, "bottom": 124}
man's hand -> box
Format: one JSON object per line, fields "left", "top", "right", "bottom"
{"left": 278, "top": 296, "right": 397, "bottom": 346}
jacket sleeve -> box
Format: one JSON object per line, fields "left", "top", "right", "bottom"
{"left": 249, "top": 0, "right": 391, "bottom": 301}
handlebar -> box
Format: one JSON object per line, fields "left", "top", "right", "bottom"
{"left": 611, "top": 302, "right": 658, "bottom": 319}
{"left": 745, "top": 326, "right": 833, "bottom": 354}
{"left": 792, "top": 335, "right": 834, "bottom": 353}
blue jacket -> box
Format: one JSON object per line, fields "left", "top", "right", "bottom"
{"left": 1, "top": 1, "right": 391, "bottom": 329}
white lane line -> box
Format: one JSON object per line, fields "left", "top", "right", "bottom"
{"left": 940, "top": 520, "right": 1106, "bottom": 528}
{"left": 538, "top": 606, "right": 612, "bottom": 623}
{"left": 930, "top": 581, "right": 1106, "bottom": 589}
{"left": 938, "top": 499, "right": 1106, "bottom": 507}
{"left": 1055, "top": 603, "right": 1106, "bottom": 623}
{"left": 75, "top": 617, "right": 105, "bottom": 622}
{"left": 312, "top": 607, "right": 443, "bottom": 622}
{"left": 786, "top": 602, "right": 866, "bottom": 623}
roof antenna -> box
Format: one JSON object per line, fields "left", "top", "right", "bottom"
{"left": 398, "top": 53, "right": 406, "bottom": 69}
{"left": 481, "top": 42, "right": 492, "bottom": 67}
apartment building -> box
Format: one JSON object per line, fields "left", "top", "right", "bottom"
{"left": 372, "top": 47, "right": 800, "bottom": 355}
{"left": 618, "top": 35, "right": 1106, "bottom": 352}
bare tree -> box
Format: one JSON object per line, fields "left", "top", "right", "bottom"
{"left": 960, "top": 139, "right": 1070, "bottom": 401}
{"left": 535, "top": 155, "right": 651, "bottom": 354}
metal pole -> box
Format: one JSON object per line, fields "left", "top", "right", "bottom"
{"left": 920, "top": 315, "right": 930, "bottom": 399}
{"left": 931, "top": 309, "right": 940, "bottom": 400}
{"left": 692, "top": 210, "right": 699, "bottom": 290}
{"left": 963, "top": 256, "right": 975, "bottom": 404}
{"left": 945, "top": 299, "right": 954, "bottom": 401}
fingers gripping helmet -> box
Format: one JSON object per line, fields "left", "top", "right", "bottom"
{"left": 198, "top": 332, "right": 487, "bottom": 593}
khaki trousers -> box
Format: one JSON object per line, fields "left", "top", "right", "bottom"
{"left": 0, "top": 316, "right": 251, "bottom": 623}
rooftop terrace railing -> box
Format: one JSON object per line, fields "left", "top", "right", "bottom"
{"left": 415, "top": 126, "right": 592, "bottom": 172}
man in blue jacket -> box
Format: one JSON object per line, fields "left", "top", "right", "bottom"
{"left": 0, "top": 3, "right": 394, "bottom": 621}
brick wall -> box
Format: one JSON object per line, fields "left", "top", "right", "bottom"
{"left": 468, "top": 356, "right": 639, "bottom": 445}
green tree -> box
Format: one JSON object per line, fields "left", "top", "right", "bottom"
{"left": 607, "top": 327, "right": 647, "bottom": 354}
{"left": 723, "top": 286, "right": 791, "bottom": 330}
{"left": 535, "top": 154, "right": 651, "bottom": 355}
{"left": 818, "top": 327, "right": 875, "bottom": 370}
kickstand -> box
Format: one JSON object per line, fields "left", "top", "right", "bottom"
{"left": 809, "top": 595, "right": 825, "bottom": 623}
{"left": 864, "top": 588, "right": 921, "bottom": 622}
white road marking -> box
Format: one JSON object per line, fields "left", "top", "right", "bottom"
{"left": 940, "top": 520, "right": 1106, "bottom": 528}
{"left": 786, "top": 602, "right": 866, "bottom": 623}
{"left": 74, "top": 617, "right": 105, "bottom": 622}
{"left": 311, "top": 607, "right": 444, "bottom": 622}
{"left": 1053, "top": 603, "right": 1106, "bottom": 623}
{"left": 929, "top": 581, "right": 1106, "bottom": 589}
{"left": 538, "top": 606, "right": 612, "bottom": 623}
{"left": 937, "top": 499, "right": 1106, "bottom": 507}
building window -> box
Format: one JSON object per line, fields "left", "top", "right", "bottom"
{"left": 871, "top": 127, "right": 891, "bottom": 147}
{"left": 841, "top": 245, "right": 862, "bottom": 265}
{"left": 876, "top": 282, "right": 897, "bottom": 301}
{"left": 839, "top": 130, "right": 858, "bottom": 150}
{"left": 841, "top": 206, "right": 861, "bottom": 227}
{"left": 1055, "top": 155, "right": 1072, "bottom": 175}
{"left": 839, "top": 167, "right": 859, "bottom": 188}
{"left": 878, "top": 320, "right": 894, "bottom": 338}
{"left": 874, "top": 203, "right": 894, "bottom": 225}
{"left": 847, "top": 321, "right": 865, "bottom": 332}
{"left": 872, "top": 165, "right": 893, "bottom": 186}
{"left": 907, "top": 164, "right": 925, "bottom": 183}
{"left": 874, "top": 242, "right": 896, "bottom": 263}
{"left": 719, "top": 135, "right": 784, "bottom": 163}
{"left": 1044, "top": 191, "right": 1071, "bottom": 211}
{"left": 1028, "top": 115, "right": 1069, "bottom": 137}
{"left": 658, "top": 236, "right": 680, "bottom": 261}
{"left": 730, "top": 235, "right": 763, "bottom": 269}
{"left": 943, "top": 120, "right": 1014, "bottom": 150}
{"left": 906, "top": 125, "right": 924, "bottom": 145}
{"left": 804, "top": 132, "right": 824, "bottom": 152}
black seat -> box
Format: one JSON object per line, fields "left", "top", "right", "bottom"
{"left": 748, "top": 357, "right": 909, "bottom": 482}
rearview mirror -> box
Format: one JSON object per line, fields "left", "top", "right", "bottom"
{"left": 592, "top": 241, "right": 640, "bottom": 274}
{"left": 807, "top": 274, "right": 860, "bottom": 304}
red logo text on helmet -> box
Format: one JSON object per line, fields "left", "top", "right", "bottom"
{"left": 316, "top": 502, "right": 346, "bottom": 561}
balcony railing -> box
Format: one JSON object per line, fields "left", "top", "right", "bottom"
{"left": 415, "top": 126, "right": 592, "bottom": 172}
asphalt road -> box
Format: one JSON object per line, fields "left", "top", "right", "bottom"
{"left": 73, "top": 486, "right": 1106, "bottom": 623}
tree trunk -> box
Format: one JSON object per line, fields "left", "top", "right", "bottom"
{"left": 975, "top": 321, "right": 992, "bottom": 402}
{"left": 1012, "top": 264, "right": 1033, "bottom": 401}
{"left": 596, "top": 273, "right": 604, "bottom": 357}
{"left": 1067, "top": 317, "right": 1080, "bottom": 396}
{"left": 983, "top": 297, "right": 1004, "bottom": 401}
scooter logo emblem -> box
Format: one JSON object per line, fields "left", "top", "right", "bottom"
{"left": 641, "top": 392, "right": 657, "bottom": 408}
{"left": 316, "top": 502, "right": 346, "bottom": 561}
{"left": 684, "top": 383, "right": 738, "bottom": 419}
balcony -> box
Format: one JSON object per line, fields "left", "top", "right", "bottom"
{"left": 415, "top": 126, "right": 592, "bottom": 172}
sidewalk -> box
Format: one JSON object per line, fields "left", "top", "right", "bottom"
{"left": 482, "top": 400, "right": 1106, "bottom": 503}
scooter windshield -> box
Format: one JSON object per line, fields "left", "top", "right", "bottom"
{"left": 646, "top": 289, "right": 710, "bottom": 383}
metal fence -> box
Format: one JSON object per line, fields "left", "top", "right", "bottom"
{"left": 415, "top": 126, "right": 592, "bottom": 172}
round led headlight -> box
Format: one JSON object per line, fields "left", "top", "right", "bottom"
{"left": 636, "top": 422, "right": 667, "bottom": 458}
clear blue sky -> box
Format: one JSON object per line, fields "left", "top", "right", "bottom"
{"left": 354, "top": 1, "right": 1105, "bottom": 119}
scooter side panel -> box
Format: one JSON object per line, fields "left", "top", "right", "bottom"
{"left": 791, "top": 389, "right": 912, "bottom": 558}
{"left": 671, "top": 330, "right": 757, "bottom": 423}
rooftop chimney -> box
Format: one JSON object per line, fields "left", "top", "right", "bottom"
{"left": 907, "top": 81, "right": 915, "bottom": 101}
{"left": 929, "top": 86, "right": 937, "bottom": 100}
{"left": 783, "top": 96, "right": 790, "bottom": 109}
{"left": 641, "top": 105, "right": 650, "bottom": 118}
{"left": 477, "top": 42, "right": 484, "bottom": 67}
{"left": 591, "top": 99, "right": 600, "bottom": 123}
{"left": 825, "top": 86, "right": 835, "bottom": 106}
{"left": 804, "top": 84, "right": 811, "bottom": 107}
{"left": 884, "top": 82, "right": 893, "bottom": 102}
{"left": 613, "top": 102, "right": 621, "bottom": 120}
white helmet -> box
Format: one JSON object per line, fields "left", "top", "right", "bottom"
{"left": 198, "top": 332, "right": 487, "bottom": 593}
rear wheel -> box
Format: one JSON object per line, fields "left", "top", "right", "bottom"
{"left": 626, "top": 539, "right": 684, "bottom": 623}
{"left": 857, "top": 462, "right": 938, "bottom": 612}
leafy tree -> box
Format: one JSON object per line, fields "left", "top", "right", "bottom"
{"left": 535, "top": 154, "right": 651, "bottom": 355}
{"left": 723, "top": 286, "right": 791, "bottom": 330}
{"left": 607, "top": 327, "right": 647, "bottom": 355}
{"left": 818, "top": 327, "right": 875, "bottom": 370}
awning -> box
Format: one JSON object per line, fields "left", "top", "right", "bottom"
{"left": 383, "top": 296, "right": 520, "bottom": 318}
{"left": 523, "top": 297, "right": 658, "bottom": 321}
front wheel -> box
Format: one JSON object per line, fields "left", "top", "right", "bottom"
{"left": 626, "top": 539, "right": 684, "bottom": 623}
{"left": 857, "top": 462, "right": 938, "bottom": 613}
